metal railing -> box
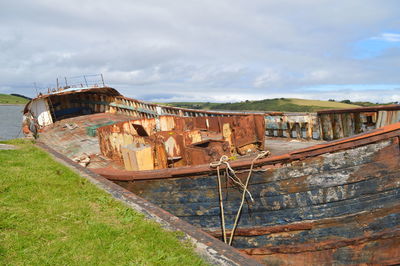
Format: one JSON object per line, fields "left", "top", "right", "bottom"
{"left": 34, "top": 74, "right": 106, "bottom": 96}
{"left": 61, "top": 74, "right": 105, "bottom": 89}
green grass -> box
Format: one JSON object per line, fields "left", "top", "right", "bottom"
{"left": 0, "top": 94, "right": 29, "bottom": 105}
{"left": 0, "top": 139, "right": 206, "bottom": 266}
{"left": 168, "top": 98, "right": 360, "bottom": 112}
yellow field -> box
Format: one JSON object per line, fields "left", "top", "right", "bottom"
{"left": 288, "top": 98, "right": 359, "bottom": 108}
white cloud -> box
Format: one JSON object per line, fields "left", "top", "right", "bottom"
{"left": 253, "top": 69, "right": 282, "bottom": 88}
{"left": 0, "top": 0, "right": 399, "bottom": 103}
{"left": 373, "top": 32, "right": 400, "bottom": 42}
{"left": 305, "top": 70, "right": 331, "bottom": 82}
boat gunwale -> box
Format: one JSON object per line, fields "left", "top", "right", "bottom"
{"left": 93, "top": 122, "right": 400, "bottom": 181}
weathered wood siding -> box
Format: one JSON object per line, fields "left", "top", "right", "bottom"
{"left": 265, "top": 107, "right": 400, "bottom": 141}
{"left": 318, "top": 108, "right": 400, "bottom": 141}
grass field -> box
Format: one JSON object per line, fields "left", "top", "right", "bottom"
{"left": 0, "top": 139, "right": 206, "bottom": 265}
{"left": 0, "top": 94, "right": 29, "bottom": 105}
{"left": 168, "top": 98, "right": 360, "bottom": 112}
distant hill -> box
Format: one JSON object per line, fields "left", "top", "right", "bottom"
{"left": 167, "top": 98, "right": 361, "bottom": 112}
{"left": 10, "top": 94, "right": 32, "bottom": 100}
{"left": 0, "top": 94, "right": 30, "bottom": 104}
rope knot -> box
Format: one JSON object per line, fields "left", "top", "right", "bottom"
{"left": 254, "top": 150, "right": 270, "bottom": 161}
{"left": 209, "top": 155, "right": 229, "bottom": 168}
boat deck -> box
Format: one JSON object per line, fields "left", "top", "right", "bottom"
{"left": 38, "top": 113, "right": 326, "bottom": 171}
{"left": 38, "top": 113, "right": 133, "bottom": 169}
{"left": 266, "top": 137, "right": 325, "bottom": 156}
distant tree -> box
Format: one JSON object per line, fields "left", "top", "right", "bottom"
{"left": 328, "top": 99, "right": 335, "bottom": 102}
{"left": 340, "top": 100, "right": 351, "bottom": 104}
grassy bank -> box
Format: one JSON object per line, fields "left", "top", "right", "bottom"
{"left": 0, "top": 139, "right": 205, "bottom": 265}
{"left": 168, "top": 98, "right": 360, "bottom": 112}
{"left": 0, "top": 94, "right": 29, "bottom": 105}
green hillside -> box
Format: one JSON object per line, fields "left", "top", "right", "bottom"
{"left": 168, "top": 98, "right": 361, "bottom": 112}
{"left": 0, "top": 94, "right": 29, "bottom": 104}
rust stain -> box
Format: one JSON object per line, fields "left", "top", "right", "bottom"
{"left": 96, "top": 115, "right": 265, "bottom": 171}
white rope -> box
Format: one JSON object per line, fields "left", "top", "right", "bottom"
{"left": 216, "top": 165, "right": 227, "bottom": 243}
{"left": 210, "top": 150, "right": 270, "bottom": 245}
{"left": 210, "top": 155, "right": 254, "bottom": 201}
{"left": 228, "top": 150, "right": 269, "bottom": 245}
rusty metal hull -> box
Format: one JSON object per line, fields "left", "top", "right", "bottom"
{"left": 112, "top": 124, "right": 400, "bottom": 265}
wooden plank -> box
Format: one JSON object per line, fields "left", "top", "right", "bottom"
{"left": 320, "top": 114, "right": 333, "bottom": 140}
{"left": 174, "top": 188, "right": 400, "bottom": 229}
{"left": 121, "top": 144, "right": 154, "bottom": 171}
{"left": 124, "top": 139, "right": 398, "bottom": 194}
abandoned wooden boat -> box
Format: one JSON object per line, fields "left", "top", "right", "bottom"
{"left": 22, "top": 84, "right": 400, "bottom": 265}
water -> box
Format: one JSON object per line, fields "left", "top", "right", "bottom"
{"left": 0, "top": 105, "right": 24, "bottom": 140}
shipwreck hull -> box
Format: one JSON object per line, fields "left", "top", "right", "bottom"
{"left": 113, "top": 126, "right": 400, "bottom": 265}
{"left": 23, "top": 85, "right": 400, "bottom": 265}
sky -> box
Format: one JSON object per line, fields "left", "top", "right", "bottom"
{"left": 0, "top": 0, "right": 400, "bottom": 103}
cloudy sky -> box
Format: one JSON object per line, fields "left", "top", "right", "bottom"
{"left": 1, "top": 0, "right": 400, "bottom": 103}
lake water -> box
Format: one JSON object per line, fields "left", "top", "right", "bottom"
{"left": 0, "top": 105, "right": 24, "bottom": 140}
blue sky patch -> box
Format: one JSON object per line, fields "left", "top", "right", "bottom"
{"left": 353, "top": 32, "right": 400, "bottom": 59}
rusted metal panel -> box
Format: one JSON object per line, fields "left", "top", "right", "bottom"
{"left": 97, "top": 115, "right": 265, "bottom": 171}
{"left": 185, "top": 140, "right": 231, "bottom": 165}
{"left": 208, "top": 117, "right": 221, "bottom": 132}
{"left": 193, "top": 116, "right": 208, "bottom": 130}
{"left": 231, "top": 116, "right": 258, "bottom": 148}
{"left": 97, "top": 118, "right": 158, "bottom": 164}
{"left": 183, "top": 130, "right": 203, "bottom": 145}
{"left": 155, "top": 131, "right": 186, "bottom": 161}
{"left": 253, "top": 115, "right": 265, "bottom": 149}
{"left": 158, "top": 116, "right": 176, "bottom": 131}
{"left": 152, "top": 136, "right": 169, "bottom": 170}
